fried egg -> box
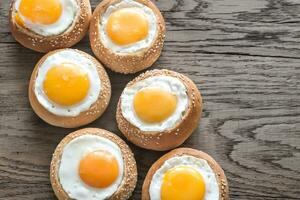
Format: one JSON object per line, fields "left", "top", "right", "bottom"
{"left": 149, "top": 156, "right": 219, "bottom": 200}
{"left": 34, "top": 49, "right": 101, "bottom": 117}
{"left": 121, "top": 75, "right": 189, "bottom": 132}
{"left": 100, "top": 0, "right": 157, "bottom": 53}
{"left": 58, "top": 134, "right": 124, "bottom": 200}
{"left": 14, "top": 0, "right": 78, "bottom": 36}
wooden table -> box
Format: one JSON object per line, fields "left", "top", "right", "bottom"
{"left": 1, "top": 0, "right": 300, "bottom": 199}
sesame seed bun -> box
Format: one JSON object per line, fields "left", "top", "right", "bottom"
{"left": 116, "top": 69, "right": 202, "bottom": 151}
{"left": 28, "top": 49, "right": 111, "bottom": 128}
{"left": 142, "top": 148, "right": 229, "bottom": 200}
{"left": 9, "top": 0, "right": 91, "bottom": 53}
{"left": 89, "top": 0, "right": 165, "bottom": 74}
{"left": 50, "top": 128, "right": 138, "bottom": 200}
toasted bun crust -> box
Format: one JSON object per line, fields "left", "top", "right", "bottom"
{"left": 89, "top": 0, "right": 165, "bottom": 74}
{"left": 116, "top": 69, "right": 202, "bottom": 151}
{"left": 50, "top": 128, "right": 138, "bottom": 200}
{"left": 142, "top": 148, "right": 229, "bottom": 200}
{"left": 9, "top": 0, "right": 91, "bottom": 53}
{"left": 29, "top": 49, "right": 111, "bottom": 128}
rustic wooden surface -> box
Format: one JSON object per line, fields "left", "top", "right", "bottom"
{"left": 0, "top": 0, "right": 300, "bottom": 199}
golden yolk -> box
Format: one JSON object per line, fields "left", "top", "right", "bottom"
{"left": 133, "top": 88, "right": 177, "bottom": 123}
{"left": 106, "top": 8, "right": 149, "bottom": 45}
{"left": 15, "top": 13, "right": 25, "bottom": 27}
{"left": 79, "top": 150, "right": 119, "bottom": 188}
{"left": 161, "top": 166, "right": 206, "bottom": 200}
{"left": 43, "top": 63, "right": 90, "bottom": 106}
{"left": 18, "top": 0, "right": 62, "bottom": 25}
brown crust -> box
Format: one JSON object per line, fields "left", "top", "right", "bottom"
{"left": 28, "top": 49, "right": 111, "bottom": 128}
{"left": 116, "top": 69, "right": 202, "bottom": 151}
{"left": 50, "top": 128, "right": 138, "bottom": 200}
{"left": 142, "top": 148, "right": 229, "bottom": 200}
{"left": 9, "top": 0, "right": 91, "bottom": 53}
{"left": 89, "top": 0, "right": 165, "bottom": 74}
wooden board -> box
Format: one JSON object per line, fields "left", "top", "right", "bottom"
{"left": 1, "top": 0, "right": 300, "bottom": 199}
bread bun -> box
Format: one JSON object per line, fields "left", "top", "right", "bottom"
{"left": 29, "top": 49, "right": 111, "bottom": 128}
{"left": 50, "top": 128, "right": 138, "bottom": 200}
{"left": 142, "top": 148, "right": 229, "bottom": 200}
{"left": 9, "top": 0, "right": 91, "bottom": 52}
{"left": 89, "top": 0, "right": 165, "bottom": 74}
{"left": 116, "top": 69, "right": 202, "bottom": 151}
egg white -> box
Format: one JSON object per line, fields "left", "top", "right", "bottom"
{"left": 149, "top": 155, "right": 220, "bottom": 200}
{"left": 58, "top": 134, "right": 124, "bottom": 200}
{"left": 121, "top": 75, "right": 188, "bottom": 132}
{"left": 34, "top": 50, "right": 101, "bottom": 117}
{"left": 14, "top": 0, "right": 78, "bottom": 36}
{"left": 99, "top": 0, "right": 158, "bottom": 54}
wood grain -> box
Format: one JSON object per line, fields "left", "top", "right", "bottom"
{"left": 0, "top": 0, "right": 300, "bottom": 199}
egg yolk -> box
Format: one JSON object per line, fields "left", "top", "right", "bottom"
{"left": 43, "top": 63, "right": 90, "bottom": 106}
{"left": 133, "top": 88, "right": 177, "bottom": 123}
{"left": 18, "top": 0, "right": 62, "bottom": 25}
{"left": 15, "top": 13, "right": 25, "bottom": 27}
{"left": 106, "top": 8, "right": 149, "bottom": 45}
{"left": 79, "top": 150, "right": 119, "bottom": 188}
{"left": 161, "top": 166, "right": 206, "bottom": 200}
